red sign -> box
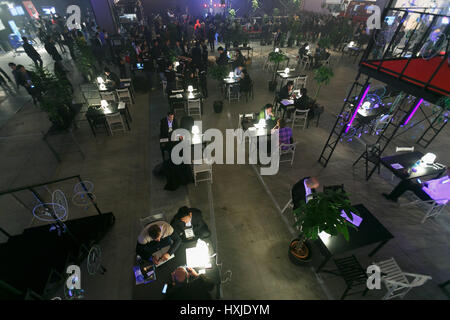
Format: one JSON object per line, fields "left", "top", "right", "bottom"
{"left": 22, "top": 1, "right": 39, "bottom": 19}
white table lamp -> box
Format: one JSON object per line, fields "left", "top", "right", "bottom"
{"left": 192, "top": 125, "right": 200, "bottom": 135}
{"left": 101, "top": 100, "right": 108, "bottom": 107}
{"left": 284, "top": 67, "right": 289, "bottom": 74}
{"left": 187, "top": 85, "right": 193, "bottom": 93}
{"left": 275, "top": 48, "right": 279, "bottom": 53}
{"left": 97, "top": 77, "right": 104, "bottom": 84}
{"left": 421, "top": 153, "right": 436, "bottom": 167}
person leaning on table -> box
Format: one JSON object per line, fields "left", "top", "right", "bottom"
{"left": 170, "top": 206, "right": 211, "bottom": 242}
{"left": 164, "top": 266, "right": 215, "bottom": 300}
{"left": 136, "top": 220, "right": 181, "bottom": 265}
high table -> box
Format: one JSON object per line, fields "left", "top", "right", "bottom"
{"left": 380, "top": 151, "right": 446, "bottom": 181}
{"left": 315, "top": 203, "right": 394, "bottom": 273}
{"left": 85, "top": 101, "right": 131, "bottom": 137}
{"left": 276, "top": 70, "right": 306, "bottom": 92}
{"left": 132, "top": 239, "right": 221, "bottom": 300}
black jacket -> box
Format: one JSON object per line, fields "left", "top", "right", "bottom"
{"left": 23, "top": 42, "right": 40, "bottom": 58}
{"left": 216, "top": 52, "right": 228, "bottom": 66}
{"left": 160, "top": 117, "right": 179, "bottom": 139}
{"left": 164, "top": 275, "right": 214, "bottom": 300}
{"left": 170, "top": 208, "right": 208, "bottom": 239}
{"left": 279, "top": 85, "right": 292, "bottom": 100}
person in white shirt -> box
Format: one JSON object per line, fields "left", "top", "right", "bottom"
{"left": 383, "top": 168, "right": 450, "bottom": 203}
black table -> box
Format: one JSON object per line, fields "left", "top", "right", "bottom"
{"left": 314, "top": 203, "right": 394, "bottom": 273}
{"left": 85, "top": 101, "right": 132, "bottom": 137}
{"left": 132, "top": 239, "right": 221, "bottom": 300}
{"left": 276, "top": 71, "right": 306, "bottom": 92}
{"left": 380, "top": 151, "right": 446, "bottom": 181}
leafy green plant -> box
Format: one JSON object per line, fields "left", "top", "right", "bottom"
{"left": 31, "top": 66, "right": 73, "bottom": 130}
{"left": 209, "top": 65, "right": 228, "bottom": 82}
{"left": 293, "top": 190, "right": 357, "bottom": 242}
{"left": 251, "top": 0, "right": 259, "bottom": 11}
{"left": 74, "top": 38, "right": 96, "bottom": 82}
{"left": 314, "top": 65, "right": 334, "bottom": 99}
{"left": 229, "top": 9, "right": 236, "bottom": 19}
{"left": 273, "top": 8, "right": 280, "bottom": 17}
{"left": 263, "top": 14, "right": 269, "bottom": 24}
{"left": 268, "top": 51, "right": 287, "bottom": 83}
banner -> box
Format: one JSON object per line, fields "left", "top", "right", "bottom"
{"left": 22, "top": 1, "right": 39, "bottom": 19}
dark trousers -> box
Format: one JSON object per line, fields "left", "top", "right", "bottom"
{"left": 209, "top": 38, "right": 215, "bottom": 51}
{"left": 136, "top": 236, "right": 173, "bottom": 261}
{"left": 145, "top": 71, "right": 154, "bottom": 89}
{"left": 388, "top": 179, "right": 432, "bottom": 201}
{"left": 30, "top": 55, "right": 43, "bottom": 67}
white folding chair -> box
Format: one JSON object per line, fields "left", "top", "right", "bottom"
{"left": 105, "top": 112, "right": 126, "bottom": 135}
{"left": 293, "top": 76, "right": 307, "bottom": 90}
{"left": 279, "top": 142, "right": 298, "bottom": 166}
{"left": 281, "top": 199, "right": 293, "bottom": 214}
{"left": 100, "top": 91, "right": 117, "bottom": 102}
{"left": 400, "top": 197, "right": 449, "bottom": 223}
{"left": 192, "top": 162, "right": 213, "bottom": 186}
{"left": 120, "top": 78, "right": 135, "bottom": 99}
{"left": 116, "top": 88, "right": 134, "bottom": 105}
{"left": 187, "top": 99, "right": 202, "bottom": 118}
{"left": 139, "top": 212, "right": 167, "bottom": 227}
{"left": 291, "top": 109, "right": 310, "bottom": 130}
{"left": 227, "top": 83, "right": 240, "bottom": 103}
{"left": 373, "top": 257, "right": 432, "bottom": 300}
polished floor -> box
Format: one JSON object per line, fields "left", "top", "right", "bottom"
{"left": 0, "top": 41, "right": 448, "bottom": 300}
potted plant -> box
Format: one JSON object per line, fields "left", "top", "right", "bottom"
{"left": 209, "top": 65, "right": 228, "bottom": 112}
{"left": 74, "top": 38, "right": 96, "bottom": 82}
{"left": 31, "top": 66, "right": 73, "bottom": 130}
{"left": 268, "top": 50, "right": 287, "bottom": 91}
{"left": 289, "top": 189, "right": 358, "bottom": 264}
{"left": 313, "top": 65, "right": 334, "bottom": 99}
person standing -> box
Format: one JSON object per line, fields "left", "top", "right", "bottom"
{"left": 22, "top": 37, "right": 43, "bottom": 67}
{"left": 44, "top": 37, "right": 62, "bottom": 62}
{"left": 16, "top": 65, "right": 42, "bottom": 104}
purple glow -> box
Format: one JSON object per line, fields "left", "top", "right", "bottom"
{"left": 403, "top": 98, "right": 423, "bottom": 126}
{"left": 341, "top": 210, "right": 363, "bottom": 227}
{"left": 345, "top": 85, "right": 371, "bottom": 133}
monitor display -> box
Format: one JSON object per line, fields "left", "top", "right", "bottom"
{"left": 136, "top": 63, "right": 144, "bottom": 70}
{"left": 15, "top": 6, "right": 25, "bottom": 15}
{"left": 42, "top": 7, "right": 56, "bottom": 15}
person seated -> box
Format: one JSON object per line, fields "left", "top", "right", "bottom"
{"left": 292, "top": 177, "right": 320, "bottom": 210}
{"left": 183, "top": 70, "right": 199, "bottom": 91}
{"left": 164, "top": 63, "right": 177, "bottom": 95}
{"left": 160, "top": 112, "right": 178, "bottom": 160}
{"left": 136, "top": 220, "right": 181, "bottom": 265}
{"left": 216, "top": 47, "right": 229, "bottom": 66}
{"left": 234, "top": 65, "right": 244, "bottom": 80}
{"left": 271, "top": 119, "right": 293, "bottom": 150}
{"left": 383, "top": 168, "right": 450, "bottom": 203}
{"left": 164, "top": 266, "right": 215, "bottom": 300}
{"left": 104, "top": 67, "right": 120, "bottom": 90}
{"left": 279, "top": 80, "right": 295, "bottom": 100}
{"left": 239, "top": 69, "right": 252, "bottom": 94}
{"left": 258, "top": 104, "right": 277, "bottom": 128}
{"left": 170, "top": 206, "right": 211, "bottom": 242}
{"left": 294, "top": 88, "right": 310, "bottom": 110}
{"left": 232, "top": 49, "right": 245, "bottom": 69}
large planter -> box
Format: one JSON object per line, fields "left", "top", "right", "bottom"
{"left": 288, "top": 239, "right": 312, "bottom": 265}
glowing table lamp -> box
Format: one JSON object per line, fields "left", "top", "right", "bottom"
{"left": 284, "top": 67, "right": 290, "bottom": 75}
{"left": 191, "top": 125, "right": 200, "bottom": 135}
{"left": 228, "top": 72, "right": 234, "bottom": 79}
{"left": 187, "top": 85, "right": 193, "bottom": 93}
{"left": 186, "top": 239, "right": 212, "bottom": 269}
{"left": 274, "top": 48, "right": 279, "bottom": 53}
{"left": 97, "top": 77, "right": 104, "bottom": 84}
{"left": 420, "top": 153, "right": 436, "bottom": 167}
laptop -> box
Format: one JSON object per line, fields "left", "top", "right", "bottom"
{"left": 136, "top": 62, "right": 144, "bottom": 70}
{"left": 153, "top": 245, "right": 175, "bottom": 268}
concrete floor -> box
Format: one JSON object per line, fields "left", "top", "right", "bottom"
{"left": 0, "top": 41, "right": 449, "bottom": 300}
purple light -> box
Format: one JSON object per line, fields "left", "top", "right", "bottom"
{"left": 345, "top": 85, "right": 371, "bottom": 133}
{"left": 403, "top": 98, "right": 423, "bottom": 126}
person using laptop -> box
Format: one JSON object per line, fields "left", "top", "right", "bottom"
{"left": 164, "top": 266, "right": 215, "bottom": 300}
{"left": 170, "top": 206, "right": 211, "bottom": 242}
{"left": 136, "top": 220, "right": 181, "bottom": 265}
{"left": 291, "top": 177, "right": 320, "bottom": 210}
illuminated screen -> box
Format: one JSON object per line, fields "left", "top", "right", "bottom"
{"left": 385, "top": 16, "right": 395, "bottom": 26}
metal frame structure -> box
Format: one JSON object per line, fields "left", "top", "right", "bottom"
{"left": 318, "top": 1, "right": 449, "bottom": 171}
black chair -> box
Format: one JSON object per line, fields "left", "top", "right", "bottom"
{"left": 332, "top": 255, "right": 369, "bottom": 300}
{"left": 180, "top": 116, "right": 194, "bottom": 131}
{"left": 353, "top": 143, "right": 381, "bottom": 180}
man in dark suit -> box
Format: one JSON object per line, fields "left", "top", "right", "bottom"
{"left": 22, "top": 37, "right": 43, "bottom": 67}
{"left": 292, "top": 177, "right": 320, "bottom": 210}
{"left": 160, "top": 112, "right": 178, "bottom": 161}
{"left": 170, "top": 206, "right": 211, "bottom": 242}
{"left": 216, "top": 47, "right": 229, "bottom": 66}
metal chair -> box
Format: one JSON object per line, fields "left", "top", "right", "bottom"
{"left": 227, "top": 83, "right": 240, "bottom": 103}
{"left": 116, "top": 88, "right": 134, "bottom": 105}
{"left": 193, "top": 162, "right": 213, "bottom": 186}
{"left": 187, "top": 99, "right": 202, "bottom": 118}
{"left": 100, "top": 91, "right": 117, "bottom": 102}
{"left": 332, "top": 255, "right": 369, "bottom": 300}
{"left": 139, "top": 212, "right": 167, "bottom": 228}
{"left": 291, "top": 109, "right": 309, "bottom": 130}
{"left": 120, "top": 78, "right": 135, "bottom": 100}
{"left": 300, "top": 55, "right": 311, "bottom": 70}
{"left": 373, "top": 257, "right": 432, "bottom": 300}
{"left": 105, "top": 112, "right": 126, "bottom": 135}
{"left": 400, "top": 197, "right": 449, "bottom": 223}
{"left": 279, "top": 142, "right": 298, "bottom": 166}
{"left": 293, "top": 76, "right": 307, "bottom": 90}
